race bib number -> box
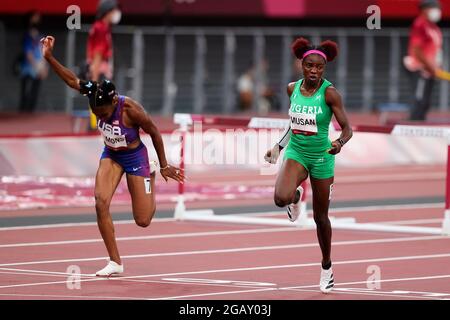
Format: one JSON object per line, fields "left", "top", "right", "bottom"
{"left": 144, "top": 178, "right": 152, "bottom": 194}
{"left": 98, "top": 120, "right": 128, "bottom": 149}
{"left": 289, "top": 111, "right": 318, "bottom": 134}
{"left": 100, "top": 131, "right": 128, "bottom": 149}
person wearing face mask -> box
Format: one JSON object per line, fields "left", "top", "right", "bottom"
{"left": 18, "top": 10, "right": 48, "bottom": 113}
{"left": 404, "top": 0, "right": 443, "bottom": 121}
{"left": 86, "top": 0, "right": 122, "bottom": 130}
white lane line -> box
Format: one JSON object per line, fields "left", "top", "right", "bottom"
{"left": 283, "top": 274, "right": 450, "bottom": 290}
{"left": 0, "top": 227, "right": 299, "bottom": 248}
{"left": 124, "top": 252, "right": 450, "bottom": 281}
{"left": 0, "top": 203, "right": 443, "bottom": 231}
{"left": 243, "top": 216, "right": 444, "bottom": 227}
{"left": 0, "top": 270, "right": 70, "bottom": 278}
{"left": 4, "top": 268, "right": 448, "bottom": 293}
{"left": 1, "top": 252, "right": 450, "bottom": 290}
{"left": 2, "top": 268, "right": 449, "bottom": 300}
{"left": 151, "top": 274, "right": 450, "bottom": 300}
{"left": 380, "top": 218, "right": 443, "bottom": 225}
{"left": 245, "top": 203, "right": 444, "bottom": 217}
{"left": 0, "top": 205, "right": 446, "bottom": 248}
{"left": 281, "top": 288, "right": 440, "bottom": 300}
{"left": 152, "top": 288, "right": 278, "bottom": 300}
{"left": 0, "top": 217, "right": 176, "bottom": 231}
{"left": 0, "top": 277, "right": 104, "bottom": 290}
{"left": 0, "top": 267, "right": 94, "bottom": 277}
{"left": 0, "top": 269, "right": 271, "bottom": 293}
{"left": 108, "top": 277, "right": 273, "bottom": 290}
{"left": 329, "top": 202, "right": 443, "bottom": 213}
{"left": 0, "top": 235, "right": 447, "bottom": 267}
{"left": 126, "top": 275, "right": 450, "bottom": 300}
{"left": 331, "top": 287, "right": 450, "bottom": 298}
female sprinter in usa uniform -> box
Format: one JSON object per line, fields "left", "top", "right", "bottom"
{"left": 41, "top": 36, "right": 185, "bottom": 276}
{"left": 265, "top": 38, "right": 353, "bottom": 293}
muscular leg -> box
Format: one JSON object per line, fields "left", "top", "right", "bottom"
{"left": 126, "top": 172, "right": 156, "bottom": 227}
{"left": 274, "top": 159, "right": 308, "bottom": 207}
{"left": 310, "top": 176, "right": 334, "bottom": 267}
{"left": 94, "top": 159, "right": 124, "bottom": 264}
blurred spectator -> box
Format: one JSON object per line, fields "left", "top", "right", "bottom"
{"left": 19, "top": 11, "right": 48, "bottom": 113}
{"left": 237, "top": 64, "right": 253, "bottom": 111}
{"left": 237, "top": 59, "right": 277, "bottom": 114}
{"left": 85, "top": 0, "right": 121, "bottom": 129}
{"left": 403, "top": 0, "right": 442, "bottom": 121}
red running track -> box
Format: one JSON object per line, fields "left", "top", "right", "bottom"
{"left": 0, "top": 203, "right": 449, "bottom": 300}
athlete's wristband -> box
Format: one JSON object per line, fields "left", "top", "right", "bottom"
{"left": 277, "top": 124, "right": 291, "bottom": 149}
{"left": 337, "top": 138, "right": 346, "bottom": 147}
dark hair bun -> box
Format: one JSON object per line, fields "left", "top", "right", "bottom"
{"left": 80, "top": 80, "right": 98, "bottom": 97}
{"left": 319, "top": 40, "right": 339, "bottom": 62}
{"left": 291, "top": 37, "right": 312, "bottom": 59}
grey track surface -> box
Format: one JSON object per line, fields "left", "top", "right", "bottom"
{"left": 0, "top": 196, "right": 444, "bottom": 228}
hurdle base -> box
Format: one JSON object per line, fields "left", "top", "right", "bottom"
{"left": 174, "top": 196, "right": 216, "bottom": 221}
{"left": 173, "top": 195, "right": 186, "bottom": 220}
{"left": 331, "top": 221, "right": 442, "bottom": 235}
{"left": 182, "top": 211, "right": 312, "bottom": 227}
{"left": 180, "top": 210, "right": 357, "bottom": 230}
{"left": 179, "top": 210, "right": 443, "bottom": 235}
{"left": 442, "top": 210, "right": 450, "bottom": 236}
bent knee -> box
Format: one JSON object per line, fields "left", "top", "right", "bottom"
{"left": 134, "top": 207, "right": 155, "bottom": 228}
{"left": 135, "top": 218, "right": 151, "bottom": 228}
{"left": 274, "top": 193, "right": 292, "bottom": 208}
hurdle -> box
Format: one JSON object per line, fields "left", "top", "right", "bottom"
{"left": 172, "top": 113, "right": 450, "bottom": 236}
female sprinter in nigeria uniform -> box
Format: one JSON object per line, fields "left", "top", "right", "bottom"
{"left": 41, "top": 36, "right": 185, "bottom": 276}
{"left": 265, "top": 38, "right": 353, "bottom": 293}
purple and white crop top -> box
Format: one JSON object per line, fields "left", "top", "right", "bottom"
{"left": 97, "top": 95, "right": 140, "bottom": 150}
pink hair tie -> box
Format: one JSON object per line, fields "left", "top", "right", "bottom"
{"left": 303, "top": 49, "right": 327, "bottom": 61}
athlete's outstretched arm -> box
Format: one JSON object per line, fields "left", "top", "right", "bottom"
{"left": 325, "top": 86, "right": 353, "bottom": 155}
{"left": 124, "top": 98, "right": 185, "bottom": 183}
{"left": 41, "top": 36, "right": 81, "bottom": 91}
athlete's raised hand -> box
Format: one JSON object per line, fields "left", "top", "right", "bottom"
{"left": 41, "top": 36, "right": 55, "bottom": 59}
{"left": 160, "top": 165, "right": 185, "bottom": 183}
{"left": 264, "top": 144, "right": 281, "bottom": 164}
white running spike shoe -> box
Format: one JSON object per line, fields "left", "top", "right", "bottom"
{"left": 286, "top": 185, "right": 304, "bottom": 222}
{"left": 319, "top": 266, "right": 334, "bottom": 293}
{"left": 96, "top": 260, "right": 124, "bottom": 277}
